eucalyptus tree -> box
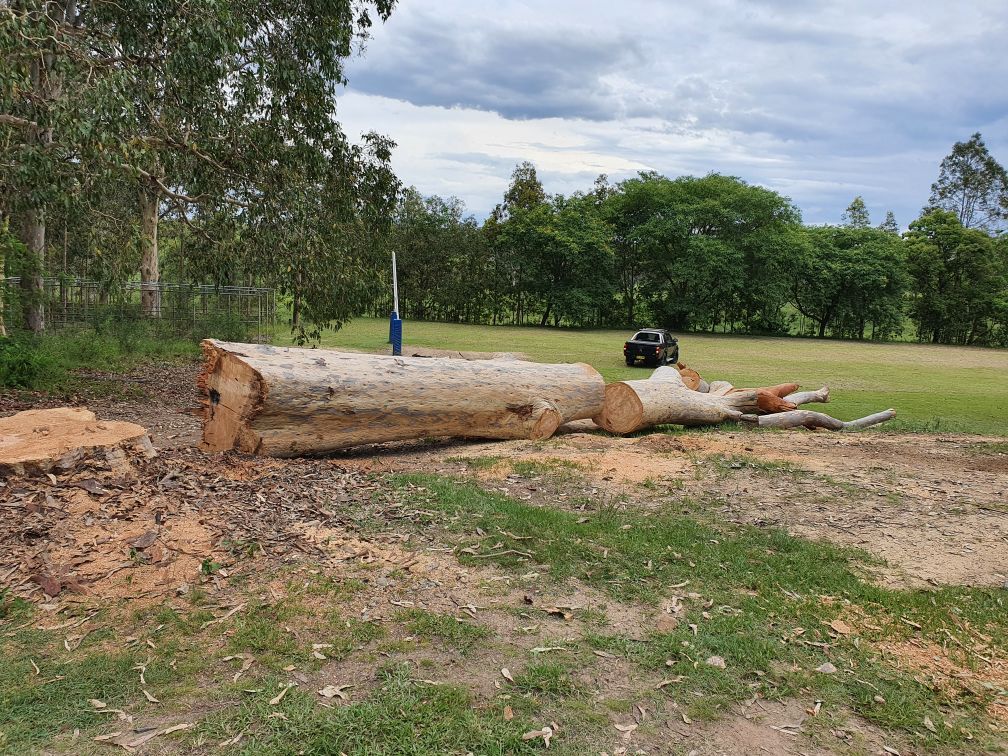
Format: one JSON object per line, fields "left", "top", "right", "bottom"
{"left": 928, "top": 133, "right": 1008, "bottom": 233}
{"left": 2, "top": 0, "right": 399, "bottom": 333}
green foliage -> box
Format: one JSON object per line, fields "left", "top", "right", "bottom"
{"left": 905, "top": 210, "right": 1008, "bottom": 345}
{"left": 0, "top": 335, "right": 61, "bottom": 389}
{"left": 604, "top": 172, "right": 802, "bottom": 333}
{"left": 791, "top": 224, "right": 908, "bottom": 339}
{"left": 928, "top": 132, "right": 1008, "bottom": 232}
{"left": 2, "top": 0, "right": 400, "bottom": 336}
{"left": 841, "top": 196, "right": 872, "bottom": 229}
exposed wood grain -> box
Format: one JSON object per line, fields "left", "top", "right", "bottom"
{"left": 199, "top": 340, "right": 605, "bottom": 456}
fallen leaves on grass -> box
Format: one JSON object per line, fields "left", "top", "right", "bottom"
{"left": 521, "top": 724, "right": 555, "bottom": 748}
{"left": 318, "top": 684, "right": 351, "bottom": 701}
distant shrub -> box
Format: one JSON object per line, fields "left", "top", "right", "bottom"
{"left": 0, "top": 336, "right": 61, "bottom": 389}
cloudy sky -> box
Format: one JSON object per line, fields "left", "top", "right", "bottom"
{"left": 339, "top": 0, "right": 1008, "bottom": 227}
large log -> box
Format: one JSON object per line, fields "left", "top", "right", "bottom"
{"left": 199, "top": 340, "right": 605, "bottom": 456}
{"left": 593, "top": 367, "right": 760, "bottom": 434}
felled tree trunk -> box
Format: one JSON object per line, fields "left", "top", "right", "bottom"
{"left": 743, "top": 408, "right": 895, "bottom": 431}
{"left": 199, "top": 340, "right": 605, "bottom": 456}
{"left": 593, "top": 367, "right": 760, "bottom": 434}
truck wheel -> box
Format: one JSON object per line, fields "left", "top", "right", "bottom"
{"left": 668, "top": 348, "right": 679, "bottom": 364}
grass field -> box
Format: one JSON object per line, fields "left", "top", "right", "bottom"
{"left": 282, "top": 318, "right": 1008, "bottom": 436}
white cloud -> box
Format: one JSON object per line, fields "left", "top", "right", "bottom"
{"left": 340, "top": 0, "right": 1008, "bottom": 226}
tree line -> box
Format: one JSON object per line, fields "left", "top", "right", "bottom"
{"left": 2, "top": 3, "right": 1005, "bottom": 347}
{"left": 387, "top": 135, "right": 1008, "bottom": 346}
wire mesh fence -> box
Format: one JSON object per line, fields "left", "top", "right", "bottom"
{"left": 1, "top": 277, "right": 277, "bottom": 342}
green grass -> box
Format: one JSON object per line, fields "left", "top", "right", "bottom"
{"left": 189, "top": 665, "right": 545, "bottom": 755}
{"left": 390, "top": 473, "right": 1008, "bottom": 749}
{"left": 285, "top": 318, "right": 1008, "bottom": 436}
{"left": 398, "top": 609, "right": 491, "bottom": 654}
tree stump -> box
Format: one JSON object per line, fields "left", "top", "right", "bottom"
{"left": 0, "top": 407, "right": 155, "bottom": 476}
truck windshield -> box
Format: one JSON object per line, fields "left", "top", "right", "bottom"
{"left": 632, "top": 332, "right": 660, "bottom": 342}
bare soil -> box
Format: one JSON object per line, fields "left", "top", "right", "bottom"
{"left": 2, "top": 362, "right": 1006, "bottom": 754}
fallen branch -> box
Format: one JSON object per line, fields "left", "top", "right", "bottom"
{"left": 741, "top": 408, "right": 896, "bottom": 431}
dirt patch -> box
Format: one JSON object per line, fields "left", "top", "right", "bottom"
{"left": 371, "top": 428, "right": 1008, "bottom": 589}
{"left": 880, "top": 638, "right": 1008, "bottom": 724}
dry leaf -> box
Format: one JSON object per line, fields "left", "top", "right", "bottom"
{"left": 923, "top": 716, "right": 937, "bottom": 733}
{"left": 873, "top": 695, "right": 886, "bottom": 704}
{"left": 503, "top": 705, "right": 514, "bottom": 721}
{"left": 882, "top": 747, "right": 900, "bottom": 756}
{"left": 269, "top": 684, "right": 293, "bottom": 705}
{"left": 93, "top": 732, "right": 123, "bottom": 742}
{"left": 530, "top": 646, "right": 565, "bottom": 654}
{"left": 705, "top": 656, "right": 726, "bottom": 669}
{"left": 501, "top": 667, "right": 515, "bottom": 683}
{"left": 318, "top": 684, "right": 351, "bottom": 700}
{"left": 89, "top": 698, "right": 107, "bottom": 709}
{"left": 815, "top": 662, "right": 837, "bottom": 674}
{"left": 614, "top": 722, "right": 637, "bottom": 740}
{"left": 521, "top": 725, "right": 554, "bottom": 748}
{"left": 163, "top": 723, "right": 194, "bottom": 734}
{"left": 828, "top": 619, "right": 852, "bottom": 635}
{"left": 142, "top": 689, "right": 160, "bottom": 703}
{"left": 29, "top": 658, "right": 40, "bottom": 676}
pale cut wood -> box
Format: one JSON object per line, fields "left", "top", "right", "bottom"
{"left": 0, "top": 407, "right": 155, "bottom": 476}
{"left": 199, "top": 340, "right": 605, "bottom": 456}
{"left": 783, "top": 386, "right": 830, "bottom": 406}
{"left": 593, "top": 367, "right": 760, "bottom": 434}
{"left": 743, "top": 408, "right": 896, "bottom": 431}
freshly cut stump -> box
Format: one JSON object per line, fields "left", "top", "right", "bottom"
{"left": 0, "top": 407, "right": 155, "bottom": 476}
{"left": 199, "top": 340, "right": 605, "bottom": 457}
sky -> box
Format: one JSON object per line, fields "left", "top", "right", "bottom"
{"left": 338, "top": 0, "right": 1008, "bottom": 227}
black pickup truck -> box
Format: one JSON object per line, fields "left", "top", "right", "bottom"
{"left": 623, "top": 329, "right": 679, "bottom": 367}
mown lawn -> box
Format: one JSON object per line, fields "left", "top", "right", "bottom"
{"left": 281, "top": 318, "right": 1008, "bottom": 436}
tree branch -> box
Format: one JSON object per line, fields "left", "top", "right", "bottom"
{"left": 0, "top": 114, "right": 38, "bottom": 129}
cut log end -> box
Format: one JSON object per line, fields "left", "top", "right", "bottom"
{"left": 199, "top": 340, "right": 267, "bottom": 453}
{"left": 594, "top": 382, "right": 645, "bottom": 434}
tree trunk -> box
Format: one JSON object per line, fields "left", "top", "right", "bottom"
{"left": 20, "top": 210, "right": 46, "bottom": 333}
{"left": 743, "top": 408, "right": 895, "bottom": 431}
{"left": 199, "top": 340, "right": 605, "bottom": 456}
{"left": 139, "top": 184, "right": 161, "bottom": 316}
{"left": 593, "top": 367, "right": 759, "bottom": 434}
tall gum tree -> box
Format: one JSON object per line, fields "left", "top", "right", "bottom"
{"left": 2, "top": 1, "right": 399, "bottom": 326}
